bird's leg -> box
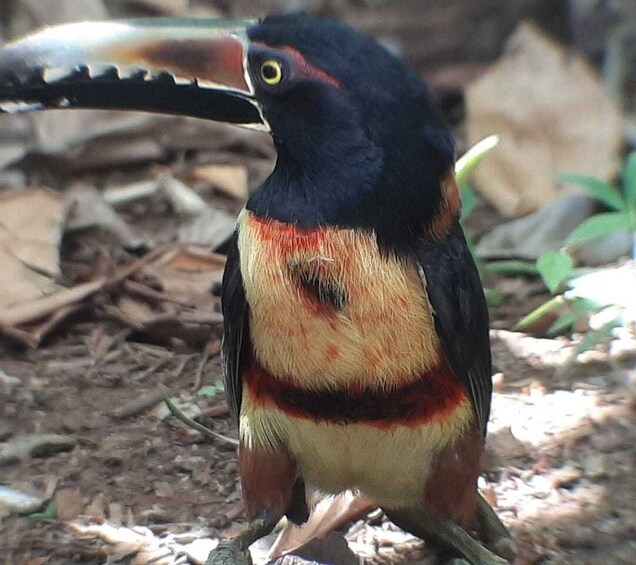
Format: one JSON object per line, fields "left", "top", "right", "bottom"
{"left": 206, "top": 444, "right": 300, "bottom": 565}
{"left": 385, "top": 509, "right": 510, "bottom": 565}
{"left": 206, "top": 512, "right": 280, "bottom": 565}
{"left": 432, "top": 520, "right": 509, "bottom": 565}
{"left": 475, "top": 494, "right": 515, "bottom": 561}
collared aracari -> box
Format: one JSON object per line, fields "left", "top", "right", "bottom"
{"left": 0, "top": 13, "right": 513, "bottom": 565}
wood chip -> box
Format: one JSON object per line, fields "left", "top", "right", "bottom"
{"left": 0, "top": 434, "right": 76, "bottom": 465}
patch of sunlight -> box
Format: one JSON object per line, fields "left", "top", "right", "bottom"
{"left": 490, "top": 388, "right": 601, "bottom": 446}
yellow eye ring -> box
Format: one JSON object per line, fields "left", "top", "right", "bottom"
{"left": 260, "top": 59, "right": 283, "bottom": 86}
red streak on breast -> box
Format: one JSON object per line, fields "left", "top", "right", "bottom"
{"left": 244, "top": 356, "right": 467, "bottom": 429}
{"left": 324, "top": 344, "right": 340, "bottom": 363}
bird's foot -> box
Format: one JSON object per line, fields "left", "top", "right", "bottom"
{"left": 206, "top": 540, "right": 253, "bottom": 565}
{"left": 435, "top": 520, "right": 509, "bottom": 564}
{"left": 206, "top": 516, "right": 278, "bottom": 565}
{"left": 476, "top": 494, "right": 515, "bottom": 562}
{"left": 385, "top": 507, "right": 511, "bottom": 565}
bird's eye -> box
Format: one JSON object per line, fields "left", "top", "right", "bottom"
{"left": 260, "top": 59, "right": 283, "bottom": 86}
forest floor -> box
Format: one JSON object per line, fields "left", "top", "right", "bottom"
{"left": 1, "top": 253, "right": 635, "bottom": 565}
{"left": 1, "top": 3, "right": 635, "bottom": 564}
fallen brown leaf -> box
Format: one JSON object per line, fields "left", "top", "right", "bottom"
{"left": 0, "top": 277, "right": 105, "bottom": 327}
{"left": 0, "top": 187, "right": 65, "bottom": 310}
{"left": 144, "top": 246, "right": 225, "bottom": 312}
{"left": 186, "top": 164, "right": 249, "bottom": 201}
{"left": 466, "top": 22, "right": 623, "bottom": 216}
{"left": 270, "top": 492, "right": 375, "bottom": 559}
{"left": 54, "top": 488, "right": 84, "bottom": 521}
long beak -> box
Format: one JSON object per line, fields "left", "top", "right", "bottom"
{"left": 0, "top": 19, "right": 268, "bottom": 129}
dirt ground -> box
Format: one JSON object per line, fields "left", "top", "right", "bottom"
{"left": 1, "top": 2, "right": 635, "bottom": 564}
{"left": 1, "top": 276, "right": 635, "bottom": 564}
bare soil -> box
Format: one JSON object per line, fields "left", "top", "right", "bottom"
{"left": 1, "top": 284, "right": 635, "bottom": 564}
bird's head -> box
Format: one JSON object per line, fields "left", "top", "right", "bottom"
{"left": 0, "top": 14, "right": 455, "bottom": 246}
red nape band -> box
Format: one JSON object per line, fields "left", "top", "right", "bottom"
{"left": 248, "top": 214, "right": 337, "bottom": 255}
{"left": 244, "top": 359, "right": 467, "bottom": 428}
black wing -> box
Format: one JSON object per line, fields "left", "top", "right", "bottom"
{"left": 221, "top": 232, "right": 248, "bottom": 424}
{"left": 415, "top": 224, "right": 492, "bottom": 437}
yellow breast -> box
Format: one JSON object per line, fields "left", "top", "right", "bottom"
{"left": 236, "top": 210, "right": 441, "bottom": 390}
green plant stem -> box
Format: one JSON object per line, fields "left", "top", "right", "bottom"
{"left": 163, "top": 395, "right": 238, "bottom": 447}
{"left": 514, "top": 295, "right": 566, "bottom": 332}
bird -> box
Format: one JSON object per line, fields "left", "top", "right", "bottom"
{"left": 0, "top": 13, "right": 512, "bottom": 564}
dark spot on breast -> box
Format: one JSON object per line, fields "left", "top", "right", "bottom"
{"left": 296, "top": 272, "right": 346, "bottom": 310}
{"left": 287, "top": 258, "right": 346, "bottom": 311}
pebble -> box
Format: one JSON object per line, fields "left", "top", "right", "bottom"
{"left": 0, "top": 485, "right": 45, "bottom": 516}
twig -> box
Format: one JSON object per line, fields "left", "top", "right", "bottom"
{"left": 163, "top": 395, "right": 238, "bottom": 447}
{"left": 137, "top": 355, "right": 172, "bottom": 382}
{"left": 192, "top": 350, "right": 210, "bottom": 392}
{"left": 123, "top": 279, "right": 193, "bottom": 307}
{"left": 193, "top": 339, "right": 222, "bottom": 391}
{"left": 107, "top": 243, "right": 179, "bottom": 287}
{"left": 171, "top": 355, "right": 194, "bottom": 382}
{"left": 111, "top": 389, "right": 166, "bottom": 420}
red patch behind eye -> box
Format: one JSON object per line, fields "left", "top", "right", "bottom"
{"left": 280, "top": 46, "right": 342, "bottom": 89}
{"left": 254, "top": 42, "right": 341, "bottom": 89}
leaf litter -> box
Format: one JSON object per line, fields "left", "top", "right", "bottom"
{"left": 0, "top": 2, "right": 635, "bottom": 564}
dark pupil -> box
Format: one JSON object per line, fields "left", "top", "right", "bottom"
{"left": 263, "top": 64, "right": 278, "bottom": 80}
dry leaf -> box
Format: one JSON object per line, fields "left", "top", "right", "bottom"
{"left": 178, "top": 206, "right": 236, "bottom": 248}
{"left": 186, "top": 164, "right": 249, "bottom": 201}
{"left": 466, "top": 22, "right": 623, "bottom": 217}
{"left": 145, "top": 246, "right": 225, "bottom": 311}
{"left": 0, "top": 187, "right": 63, "bottom": 275}
{"left": 270, "top": 492, "right": 375, "bottom": 559}
{"left": 0, "top": 277, "right": 105, "bottom": 327}
{"left": 85, "top": 493, "right": 106, "bottom": 520}
{"left": 66, "top": 185, "right": 143, "bottom": 248}
{"left": 115, "top": 295, "right": 159, "bottom": 326}
{"left": 160, "top": 174, "right": 208, "bottom": 216}
{"left": 54, "top": 488, "right": 83, "bottom": 521}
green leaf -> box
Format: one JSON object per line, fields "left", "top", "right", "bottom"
{"left": 557, "top": 173, "right": 625, "bottom": 211}
{"left": 623, "top": 151, "right": 636, "bottom": 210}
{"left": 484, "top": 288, "right": 504, "bottom": 307}
{"left": 574, "top": 319, "right": 620, "bottom": 355}
{"left": 483, "top": 260, "right": 539, "bottom": 276}
{"left": 455, "top": 135, "right": 499, "bottom": 188}
{"left": 565, "top": 212, "right": 632, "bottom": 247}
{"left": 547, "top": 311, "right": 578, "bottom": 337}
{"left": 29, "top": 501, "right": 57, "bottom": 521}
{"left": 570, "top": 297, "right": 607, "bottom": 315}
{"left": 197, "top": 381, "right": 224, "bottom": 399}
{"left": 460, "top": 184, "right": 479, "bottom": 219}
{"left": 536, "top": 251, "right": 574, "bottom": 293}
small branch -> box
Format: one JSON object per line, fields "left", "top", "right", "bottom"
{"left": 111, "top": 389, "right": 166, "bottom": 420}
{"left": 163, "top": 395, "right": 238, "bottom": 447}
